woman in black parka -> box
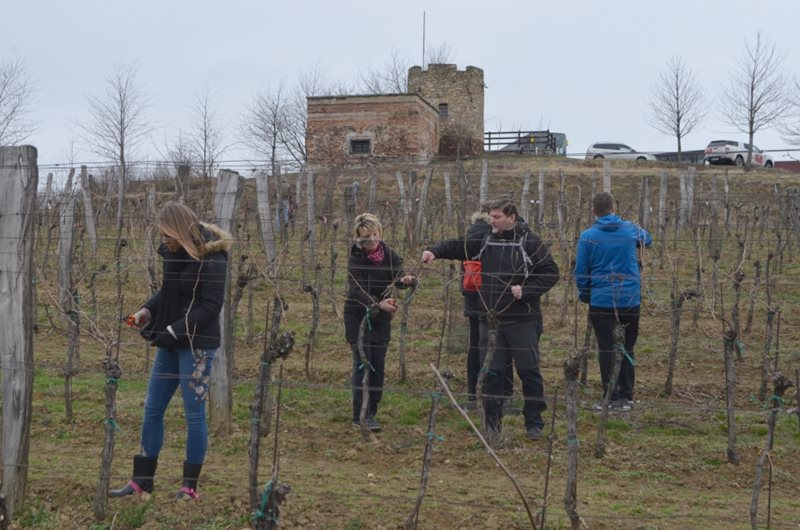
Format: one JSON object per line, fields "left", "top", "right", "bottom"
{"left": 110, "top": 202, "right": 231, "bottom": 500}
{"left": 344, "top": 213, "right": 415, "bottom": 432}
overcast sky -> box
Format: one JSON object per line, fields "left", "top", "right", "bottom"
{"left": 3, "top": 0, "right": 799, "bottom": 171}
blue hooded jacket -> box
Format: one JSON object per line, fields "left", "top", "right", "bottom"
{"left": 574, "top": 214, "right": 652, "bottom": 309}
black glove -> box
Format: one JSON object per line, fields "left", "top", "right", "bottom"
{"left": 151, "top": 330, "right": 178, "bottom": 350}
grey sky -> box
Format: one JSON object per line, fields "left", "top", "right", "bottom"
{"left": 3, "top": 0, "right": 799, "bottom": 169}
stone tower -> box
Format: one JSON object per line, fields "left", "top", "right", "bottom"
{"left": 407, "top": 64, "right": 484, "bottom": 157}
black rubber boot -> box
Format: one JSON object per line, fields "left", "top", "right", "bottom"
{"left": 109, "top": 455, "right": 157, "bottom": 497}
{"left": 175, "top": 461, "right": 203, "bottom": 500}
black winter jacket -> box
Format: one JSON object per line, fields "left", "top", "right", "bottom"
{"left": 429, "top": 221, "right": 559, "bottom": 322}
{"left": 140, "top": 223, "right": 232, "bottom": 350}
{"left": 343, "top": 241, "right": 407, "bottom": 344}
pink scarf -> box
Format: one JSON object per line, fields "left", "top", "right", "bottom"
{"left": 366, "top": 243, "right": 384, "bottom": 265}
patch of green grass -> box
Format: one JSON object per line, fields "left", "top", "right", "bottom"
{"left": 343, "top": 516, "right": 368, "bottom": 530}
{"left": 619, "top": 470, "right": 674, "bottom": 481}
{"left": 116, "top": 498, "right": 152, "bottom": 528}
{"left": 18, "top": 499, "right": 57, "bottom": 528}
{"left": 644, "top": 425, "right": 693, "bottom": 436}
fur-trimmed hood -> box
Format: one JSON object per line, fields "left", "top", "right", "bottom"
{"left": 469, "top": 211, "right": 491, "bottom": 224}
{"left": 200, "top": 222, "right": 233, "bottom": 255}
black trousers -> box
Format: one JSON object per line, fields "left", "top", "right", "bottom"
{"left": 467, "top": 316, "right": 514, "bottom": 399}
{"left": 350, "top": 341, "right": 387, "bottom": 422}
{"left": 479, "top": 319, "right": 546, "bottom": 430}
{"left": 589, "top": 306, "right": 640, "bottom": 401}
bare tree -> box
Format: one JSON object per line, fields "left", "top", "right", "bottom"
{"left": 282, "top": 64, "right": 348, "bottom": 169}
{"left": 780, "top": 77, "right": 800, "bottom": 146}
{"left": 0, "top": 57, "right": 36, "bottom": 145}
{"left": 240, "top": 81, "right": 288, "bottom": 175}
{"left": 357, "top": 48, "right": 409, "bottom": 94}
{"left": 162, "top": 129, "right": 195, "bottom": 170}
{"left": 424, "top": 41, "right": 456, "bottom": 66}
{"left": 720, "top": 33, "right": 790, "bottom": 167}
{"left": 79, "top": 63, "right": 151, "bottom": 174}
{"left": 647, "top": 56, "right": 706, "bottom": 161}
{"left": 189, "top": 88, "right": 226, "bottom": 178}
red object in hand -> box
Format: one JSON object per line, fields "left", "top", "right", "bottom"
{"left": 125, "top": 315, "right": 137, "bottom": 327}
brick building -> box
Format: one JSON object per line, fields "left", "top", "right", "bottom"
{"left": 306, "top": 93, "right": 439, "bottom": 167}
{"left": 305, "top": 64, "right": 485, "bottom": 166}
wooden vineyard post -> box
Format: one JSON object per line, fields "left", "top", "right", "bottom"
{"left": 722, "top": 329, "right": 740, "bottom": 464}
{"left": 563, "top": 354, "right": 581, "bottom": 529}
{"left": 57, "top": 169, "right": 78, "bottom": 421}
{"left": 304, "top": 168, "right": 322, "bottom": 379}
{"left": 0, "top": 146, "right": 38, "bottom": 519}
{"left": 208, "top": 169, "right": 242, "bottom": 437}
{"left": 404, "top": 370, "right": 451, "bottom": 529}
{"left": 594, "top": 325, "right": 624, "bottom": 459}
{"left": 249, "top": 301, "right": 294, "bottom": 529}
{"left": 750, "top": 374, "right": 793, "bottom": 529}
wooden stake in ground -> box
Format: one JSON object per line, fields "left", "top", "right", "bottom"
{"left": 539, "top": 386, "right": 560, "bottom": 530}
{"left": 563, "top": 354, "right": 582, "bottom": 529}
{"left": 594, "top": 324, "right": 625, "bottom": 459}
{"left": 430, "top": 364, "right": 538, "bottom": 530}
{"left": 475, "top": 311, "right": 500, "bottom": 434}
{"left": 758, "top": 253, "right": 775, "bottom": 402}
{"left": 0, "top": 146, "right": 38, "bottom": 519}
{"left": 404, "top": 370, "right": 452, "bottom": 529}
{"left": 304, "top": 168, "right": 322, "bottom": 379}
{"left": 93, "top": 355, "right": 122, "bottom": 520}
{"left": 209, "top": 169, "right": 243, "bottom": 437}
{"left": 750, "top": 373, "right": 793, "bottom": 530}
{"left": 665, "top": 276, "right": 701, "bottom": 396}
{"left": 57, "top": 170, "right": 78, "bottom": 421}
{"left": 249, "top": 304, "right": 294, "bottom": 529}
{"left": 722, "top": 328, "right": 740, "bottom": 465}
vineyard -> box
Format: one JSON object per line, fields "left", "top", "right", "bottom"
{"left": 2, "top": 146, "right": 800, "bottom": 529}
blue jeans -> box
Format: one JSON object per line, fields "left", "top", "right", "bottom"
{"left": 140, "top": 347, "right": 215, "bottom": 464}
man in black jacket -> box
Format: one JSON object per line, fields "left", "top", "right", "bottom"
{"left": 423, "top": 198, "right": 559, "bottom": 440}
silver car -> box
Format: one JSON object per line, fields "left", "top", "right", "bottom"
{"left": 585, "top": 142, "right": 656, "bottom": 161}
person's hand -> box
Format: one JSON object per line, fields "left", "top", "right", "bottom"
{"left": 421, "top": 250, "right": 435, "bottom": 264}
{"left": 132, "top": 308, "right": 150, "bottom": 326}
{"left": 379, "top": 299, "right": 399, "bottom": 313}
{"left": 400, "top": 275, "right": 416, "bottom": 286}
{"left": 511, "top": 285, "right": 523, "bottom": 300}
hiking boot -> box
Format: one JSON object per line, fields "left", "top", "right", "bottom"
{"left": 352, "top": 417, "right": 382, "bottom": 432}
{"left": 109, "top": 455, "right": 157, "bottom": 497}
{"left": 526, "top": 426, "right": 543, "bottom": 441}
{"left": 591, "top": 401, "right": 606, "bottom": 412}
{"left": 175, "top": 461, "right": 202, "bottom": 500}
{"left": 610, "top": 399, "right": 633, "bottom": 412}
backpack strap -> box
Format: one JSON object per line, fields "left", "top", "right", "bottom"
{"left": 472, "top": 232, "right": 492, "bottom": 261}
{"left": 475, "top": 231, "right": 533, "bottom": 278}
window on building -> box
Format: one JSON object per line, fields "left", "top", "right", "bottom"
{"left": 349, "top": 139, "right": 371, "bottom": 154}
{"left": 439, "top": 103, "right": 449, "bottom": 117}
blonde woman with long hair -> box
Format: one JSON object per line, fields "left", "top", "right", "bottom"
{"left": 110, "top": 202, "right": 232, "bottom": 500}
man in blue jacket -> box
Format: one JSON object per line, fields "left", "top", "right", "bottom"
{"left": 575, "top": 192, "right": 652, "bottom": 412}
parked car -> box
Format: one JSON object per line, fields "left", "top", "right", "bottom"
{"left": 704, "top": 140, "right": 773, "bottom": 168}
{"left": 585, "top": 142, "right": 656, "bottom": 161}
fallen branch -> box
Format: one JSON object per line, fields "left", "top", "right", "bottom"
{"left": 430, "top": 364, "right": 538, "bottom": 530}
